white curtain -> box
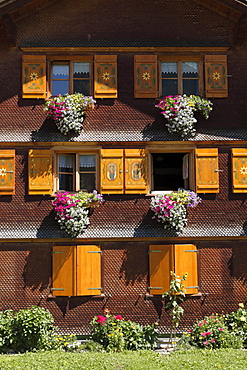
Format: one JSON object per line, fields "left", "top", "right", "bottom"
{"left": 79, "top": 155, "right": 95, "bottom": 168}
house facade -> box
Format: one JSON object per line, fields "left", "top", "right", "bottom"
{"left": 0, "top": 0, "right": 246, "bottom": 334}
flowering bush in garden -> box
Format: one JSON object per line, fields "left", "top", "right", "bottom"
{"left": 225, "top": 303, "right": 247, "bottom": 347}
{"left": 179, "top": 313, "right": 243, "bottom": 350}
{"left": 52, "top": 190, "right": 103, "bottom": 237}
{"left": 150, "top": 189, "right": 201, "bottom": 232}
{"left": 44, "top": 93, "right": 96, "bottom": 135}
{"left": 155, "top": 94, "right": 213, "bottom": 137}
{"left": 90, "top": 310, "right": 158, "bottom": 352}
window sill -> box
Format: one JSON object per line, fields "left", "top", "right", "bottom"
{"left": 47, "top": 294, "right": 105, "bottom": 299}
{"left": 145, "top": 292, "right": 202, "bottom": 300}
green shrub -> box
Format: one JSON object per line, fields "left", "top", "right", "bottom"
{"left": 0, "top": 310, "right": 15, "bottom": 353}
{"left": 179, "top": 314, "right": 243, "bottom": 350}
{"left": 90, "top": 312, "right": 158, "bottom": 352}
{"left": 225, "top": 303, "right": 247, "bottom": 347}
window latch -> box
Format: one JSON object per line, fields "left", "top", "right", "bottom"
{"left": 214, "top": 169, "right": 223, "bottom": 172}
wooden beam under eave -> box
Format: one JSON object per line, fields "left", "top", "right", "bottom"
{"left": 193, "top": 0, "right": 241, "bottom": 22}
{"left": 2, "top": 13, "right": 16, "bottom": 46}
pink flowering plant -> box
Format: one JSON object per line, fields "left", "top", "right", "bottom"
{"left": 44, "top": 93, "right": 96, "bottom": 135}
{"left": 179, "top": 314, "right": 243, "bottom": 349}
{"left": 155, "top": 94, "right": 213, "bottom": 137}
{"left": 150, "top": 189, "right": 202, "bottom": 232}
{"left": 52, "top": 190, "right": 103, "bottom": 237}
{"left": 90, "top": 310, "right": 158, "bottom": 352}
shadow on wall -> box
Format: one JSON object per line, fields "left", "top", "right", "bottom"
{"left": 228, "top": 244, "right": 247, "bottom": 285}
{"left": 23, "top": 247, "right": 51, "bottom": 292}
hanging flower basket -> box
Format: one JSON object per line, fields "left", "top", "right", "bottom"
{"left": 44, "top": 93, "right": 96, "bottom": 135}
{"left": 150, "top": 189, "right": 201, "bottom": 232}
{"left": 52, "top": 190, "right": 103, "bottom": 237}
{"left": 155, "top": 95, "right": 213, "bottom": 137}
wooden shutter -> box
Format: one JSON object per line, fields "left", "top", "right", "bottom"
{"left": 77, "top": 245, "right": 102, "bottom": 296}
{"left": 51, "top": 246, "right": 76, "bottom": 296}
{"left": 124, "top": 149, "right": 148, "bottom": 194}
{"left": 134, "top": 55, "right": 158, "bottom": 98}
{"left": 0, "top": 150, "right": 15, "bottom": 195}
{"left": 22, "top": 55, "right": 46, "bottom": 99}
{"left": 174, "top": 244, "right": 198, "bottom": 294}
{"left": 149, "top": 245, "right": 173, "bottom": 295}
{"left": 231, "top": 148, "right": 247, "bottom": 193}
{"left": 94, "top": 55, "right": 117, "bottom": 98}
{"left": 28, "top": 149, "right": 53, "bottom": 195}
{"left": 205, "top": 55, "right": 228, "bottom": 98}
{"left": 195, "top": 148, "right": 219, "bottom": 193}
{"left": 100, "top": 149, "right": 124, "bottom": 194}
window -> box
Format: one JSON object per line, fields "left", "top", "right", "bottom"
{"left": 149, "top": 244, "right": 199, "bottom": 295}
{"left": 161, "top": 59, "right": 201, "bottom": 96}
{"left": 57, "top": 153, "right": 97, "bottom": 193}
{"left": 49, "top": 56, "right": 92, "bottom": 97}
{"left": 51, "top": 245, "right": 102, "bottom": 296}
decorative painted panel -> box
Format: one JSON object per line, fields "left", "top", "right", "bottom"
{"left": 22, "top": 55, "right": 46, "bottom": 98}
{"left": 0, "top": 150, "right": 15, "bottom": 195}
{"left": 232, "top": 148, "right": 247, "bottom": 193}
{"left": 100, "top": 149, "right": 124, "bottom": 193}
{"left": 134, "top": 55, "right": 158, "bottom": 98}
{"left": 94, "top": 55, "right": 117, "bottom": 98}
{"left": 28, "top": 150, "right": 52, "bottom": 195}
{"left": 205, "top": 55, "right": 228, "bottom": 98}
{"left": 124, "top": 149, "right": 148, "bottom": 193}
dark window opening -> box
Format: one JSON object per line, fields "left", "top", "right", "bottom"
{"left": 152, "top": 153, "right": 189, "bottom": 191}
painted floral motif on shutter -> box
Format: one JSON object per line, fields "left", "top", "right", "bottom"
{"left": 174, "top": 244, "right": 198, "bottom": 294}
{"left": 22, "top": 55, "right": 46, "bottom": 99}
{"left": 0, "top": 150, "right": 15, "bottom": 195}
{"left": 205, "top": 55, "right": 228, "bottom": 98}
{"left": 124, "top": 149, "right": 148, "bottom": 194}
{"left": 76, "top": 245, "right": 102, "bottom": 296}
{"left": 195, "top": 148, "right": 219, "bottom": 193}
{"left": 232, "top": 148, "right": 247, "bottom": 193}
{"left": 100, "top": 149, "right": 124, "bottom": 194}
{"left": 94, "top": 55, "right": 117, "bottom": 98}
{"left": 149, "top": 245, "right": 173, "bottom": 295}
{"left": 28, "top": 150, "right": 52, "bottom": 195}
{"left": 134, "top": 55, "right": 158, "bottom": 98}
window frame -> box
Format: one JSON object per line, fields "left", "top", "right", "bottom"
{"left": 53, "top": 148, "right": 99, "bottom": 194}
{"left": 47, "top": 55, "right": 93, "bottom": 98}
{"left": 146, "top": 146, "right": 196, "bottom": 194}
{"left": 158, "top": 55, "right": 204, "bottom": 97}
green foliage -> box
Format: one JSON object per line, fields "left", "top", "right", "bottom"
{"left": 162, "top": 271, "right": 187, "bottom": 343}
{"left": 225, "top": 303, "right": 247, "bottom": 347}
{"left": 0, "top": 306, "right": 58, "bottom": 353}
{"left": 90, "top": 312, "right": 158, "bottom": 352}
{"left": 179, "top": 314, "right": 243, "bottom": 350}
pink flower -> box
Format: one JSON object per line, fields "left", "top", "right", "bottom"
{"left": 97, "top": 315, "right": 107, "bottom": 324}
{"left": 219, "top": 328, "right": 223, "bottom": 331}
{"left": 206, "top": 331, "right": 211, "bottom": 336}
{"left": 189, "top": 329, "right": 192, "bottom": 333}
{"left": 203, "top": 341, "right": 209, "bottom": 345}
{"left": 198, "top": 322, "right": 202, "bottom": 327}
{"left": 204, "top": 320, "right": 208, "bottom": 324}
{"left": 202, "top": 332, "right": 207, "bottom": 337}
{"left": 115, "top": 315, "right": 123, "bottom": 320}
{"left": 211, "top": 339, "right": 215, "bottom": 343}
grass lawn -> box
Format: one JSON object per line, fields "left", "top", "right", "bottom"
{"left": 0, "top": 349, "right": 246, "bottom": 370}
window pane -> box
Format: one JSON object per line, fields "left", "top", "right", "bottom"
{"left": 59, "top": 155, "right": 74, "bottom": 173}
{"left": 182, "top": 62, "right": 198, "bottom": 78}
{"left": 161, "top": 62, "right": 178, "bottom": 78}
{"left": 52, "top": 80, "right": 69, "bottom": 96}
{"left": 52, "top": 64, "right": 69, "bottom": 79}
{"left": 183, "top": 79, "right": 199, "bottom": 95}
{"left": 162, "top": 79, "right": 178, "bottom": 96}
{"left": 73, "top": 62, "right": 90, "bottom": 78}
{"left": 59, "top": 174, "right": 73, "bottom": 191}
{"left": 79, "top": 155, "right": 96, "bottom": 172}
{"left": 80, "top": 173, "right": 95, "bottom": 192}
{"left": 73, "top": 80, "right": 90, "bottom": 95}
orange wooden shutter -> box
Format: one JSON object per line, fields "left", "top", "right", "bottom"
{"left": 77, "top": 245, "right": 102, "bottom": 296}
{"left": 174, "top": 244, "right": 198, "bottom": 294}
{"left": 22, "top": 55, "right": 46, "bottom": 99}
{"left": 124, "top": 149, "right": 148, "bottom": 194}
{"left": 195, "top": 148, "right": 219, "bottom": 193}
{"left": 51, "top": 246, "right": 76, "bottom": 296}
{"left": 100, "top": 149, "right": 124, "bottom": 194}
{"left": 205, "top": 55, "right": 228, "bottom": 98}
{"left": 0, "top": 150, "right": 15, "bottom": 195}
{"left": 94, "top": 55, "right": 117, "bottom": 98}
{"left": 231, "top": 148, "right": 247, "bottom": 193}
{"left": 134, "top": 55, "right": 158, "bottom": 98}
{"left": 28, "top": 149, "right": 53, "bottom": 195}
{"left": 149, "top": 245, "right": 173, "bottom": 295}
